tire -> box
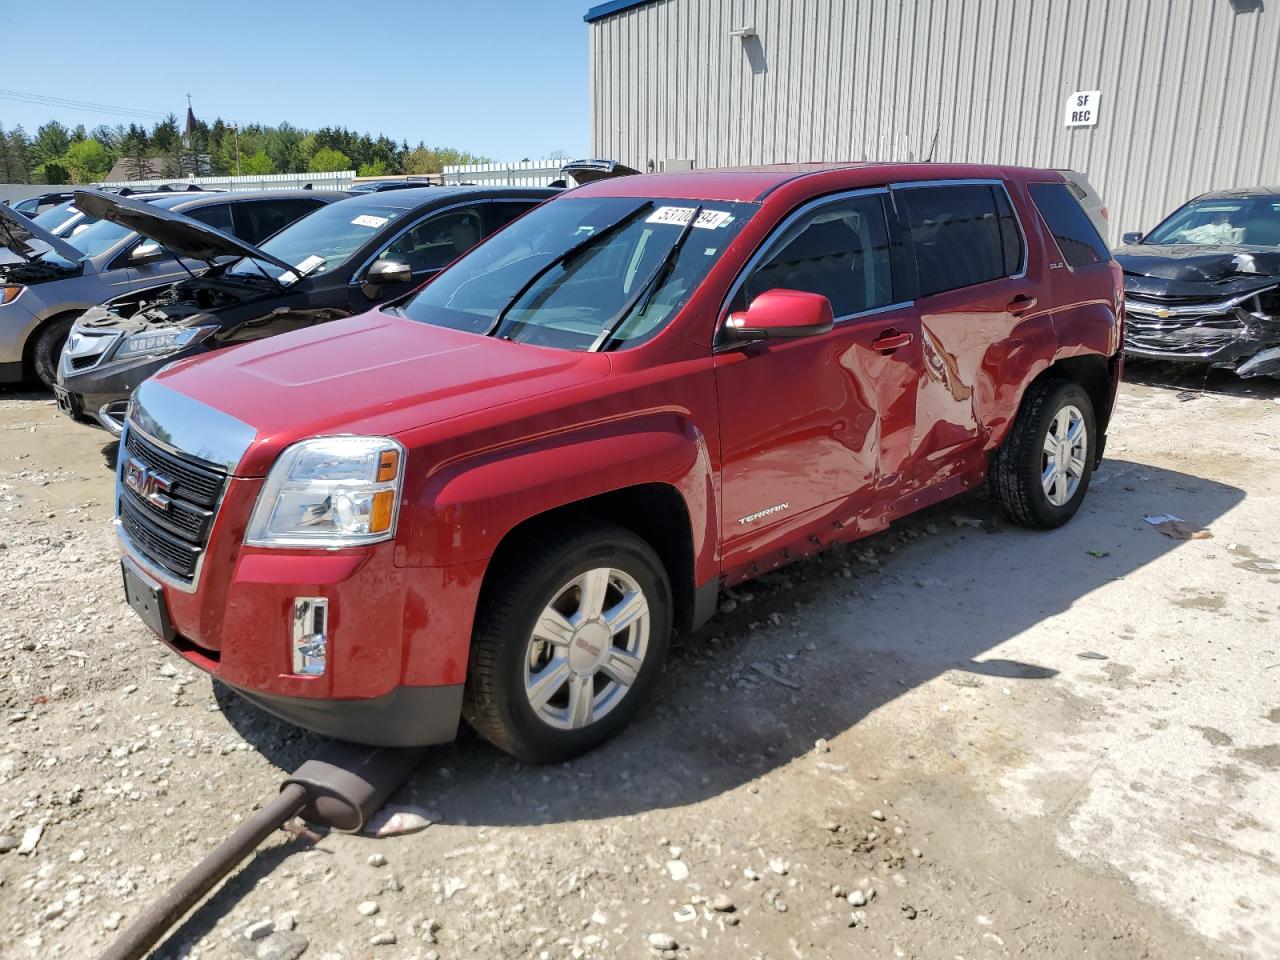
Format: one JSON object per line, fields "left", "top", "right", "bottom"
{"left": 30, "top": 315, "right": 75, "bottom": 390}
{"left": 463, "top": 524, "right": 672, "bottom": 763}
{"left": 990, "top": 378, "right": 1096, "bottom": 529}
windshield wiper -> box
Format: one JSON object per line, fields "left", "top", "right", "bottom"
{"left": 590, "top": 205, "right": 702, "bottom": 352}
{"left": 486, "top": 200, "right": 654, "bottom": 338}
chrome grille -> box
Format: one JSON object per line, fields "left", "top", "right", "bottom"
{"left": 1124, "top": 311, "right": 1245, "bottom": 354}
{"left": 118, "top": 427, "right": 228, "bottom": 582}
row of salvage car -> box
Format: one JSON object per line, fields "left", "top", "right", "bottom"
{"left": 0, "top": 170, "right": 1277, "bottom": 437}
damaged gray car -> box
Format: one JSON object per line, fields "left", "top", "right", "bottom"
{"left": 1117, "top": 187, "right": 1280, "bottom": 378}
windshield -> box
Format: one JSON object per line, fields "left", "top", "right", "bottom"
{"left": 400, "top": 196, "right": 756, "bottom": 351}
{"left": 227, "top": 201, "right": 403, "bottom": 279}
{"left": 33, "top": 201, "right": 80, "bottom": 236}
{"left": 1144, "top": 196, "right": 1280, "bottom": 247}
{"left": 64, "top": 216, "right": 134, "bottom": 259}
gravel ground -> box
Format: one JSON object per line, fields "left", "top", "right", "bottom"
{"left": 1, "top": 362, "right": 1277, "bottom": 960}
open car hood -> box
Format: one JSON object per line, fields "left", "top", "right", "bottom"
{"left": 559, "top": 159, "right": 641, "bottom": 185}
{"left": 0, "top": 201, "right": 84, "bottom": 263}
{"left": 72, "top": 190, "right": 300, "bottom": 278}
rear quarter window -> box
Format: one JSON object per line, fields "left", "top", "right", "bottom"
{"left": 899, "top": 184, "right": 1023, "bottom": 297}
{"left": 1029, "top": 182, "right": 1109, "bottom": 267}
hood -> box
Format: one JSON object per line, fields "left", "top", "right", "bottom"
{"left": 72, "top": 190, "right": 299, "bottom": 278}
{"left": 1116, "top": 243, "right": 1280, "bottom": 298}
{"left": 0, "top": 201, "right": 85, "bottom": 263}
{"left": 148, "top": 310, "right": 611, "bottom": 476}
{"left": 559, "top": 159, "right": 641, "bottom": 185}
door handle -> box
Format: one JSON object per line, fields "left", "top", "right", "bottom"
{"left": 871, "top": 330, "right": 913, "bottom": 353}
{"left": 1007, "top": 295, "right": 1038, "bottom": 314}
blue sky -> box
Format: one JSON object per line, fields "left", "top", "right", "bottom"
{"left": 1, "top": 0, "right": 593, "bottom": 160}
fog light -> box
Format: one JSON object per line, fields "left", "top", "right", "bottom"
{"left": 292, "top": 597, "right": 328, "bottom": 676}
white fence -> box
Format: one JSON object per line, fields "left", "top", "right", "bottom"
{"left": 442, "top": 160, "right": 565, "bottom": 187}
{"left": 91, "top": 170, "right": 356, "bottom": 192}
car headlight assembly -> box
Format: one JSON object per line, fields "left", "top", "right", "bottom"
{"left": 245, "top": 437, "right": 406, "bottom": 548}
{"left": 113, "top": 324, "right": 217, "bottom": 361}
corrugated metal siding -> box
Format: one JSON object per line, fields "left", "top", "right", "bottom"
{"left": 589, "top": 0, "right": 1280, "bottom": 244}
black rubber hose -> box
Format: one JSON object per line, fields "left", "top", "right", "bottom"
{"left": 98, "top": 782, "right": 308, "bottom": 960}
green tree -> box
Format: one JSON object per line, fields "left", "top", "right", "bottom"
{"left": 357, "top": 159, "right": 388, "bottom": 177}
{"left": 150, "top": 114, "right": 181, "bottom": 153}
{"left": 62, "top": 139, "right": 114, "bottom": 183}
{"left": 38, "top": 162, "right": 69, "bottom": 185}
{"left": 7, "top": 127, "right": 33, "bottom": 183}
{"left": 32, "top": 121, "right": 72, "bottom": 168}
{"left": 307, "top": 146, "right": 350, "bottom": 173}
{"left": 241, "top": 150, "right": 277, "bottom": 175}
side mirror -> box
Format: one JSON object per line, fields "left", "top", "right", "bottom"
{"left": 1121, "top": 231, "right": 1144, "bottom": 245}
{"left": 365, "top": 259, "right": 412, "bottom": 286}
{"left": 130, "top": 241, "right": 164, "bottom": 263}
{"left": 723, "top": 289, "right": 835, "bottom": 343}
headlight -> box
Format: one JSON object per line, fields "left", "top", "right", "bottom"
{"left": 245, "top": 436, "right": 405, "bottom": 548}
{"left": 113, "top": 324, "right": 216, "bottom": 360}
{"left": 1, "top": 285, "right": 24, "bottom": 305}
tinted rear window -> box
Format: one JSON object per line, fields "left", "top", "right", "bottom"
{"left": 1029, "top": 182, "right": 1109, "bottom": 267}
{"left": 900, "top": 184, "right": 1022, "bottom": 297}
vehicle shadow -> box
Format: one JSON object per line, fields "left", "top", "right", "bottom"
{"left": 1123, "top": 357, "right": 1280, "bottom": 399}
{"left": 217, "top": 457, "right": 1244, "bottom": 829}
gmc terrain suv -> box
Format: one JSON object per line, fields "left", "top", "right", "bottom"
{"left": 114, "top": 163, "right": 1122, "bottom": 762}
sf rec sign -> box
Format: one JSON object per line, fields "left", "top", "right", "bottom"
{"left": 1065, "top": 90, "right": 1101, "bottom": 127}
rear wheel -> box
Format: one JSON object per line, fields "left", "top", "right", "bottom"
{"left": 464, "top": 524, "right": 672, "bottom": 763}
{"left": 30, "top": 315, "right": 74, "bottom": 390}
{"left": 990, "top": 378, "right": 1096, "bottom": 529}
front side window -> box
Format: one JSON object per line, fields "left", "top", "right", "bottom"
{"left": 376, "top": 207, "right": 483, "bottom": 274}
{"left": 226, "top": 201, "right": 404, "bottom": 280}
{"left": 734, "top": 193, "right": 895, "bottom": 318}
{"left": 1029, "top": 182, "right": 1108, "bottom": 267}
{"left": 900, "top": 184, "right": 1021, "bottom": 297}
{"left": 1143, "top": 196, "right": 1280, "bottom": 248}
{"left": 401, "top": 196, "right": 757, "bottom": 351}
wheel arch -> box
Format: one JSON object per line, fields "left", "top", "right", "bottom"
{"left": 477, "top": 482, "right": 703, "bottom": 640}
{"left": 1030, "top": 352, "right": 1118, "bottom": 440}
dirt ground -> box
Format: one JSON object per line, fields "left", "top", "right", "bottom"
{"left": 1, "top": 361, "right": 1278, "bottom": 960}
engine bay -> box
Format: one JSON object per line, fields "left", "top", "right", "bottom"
{"left": 77, "top": 274, "right": 271, "bottom": 334}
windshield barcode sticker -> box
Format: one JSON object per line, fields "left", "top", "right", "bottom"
{"left": 351, "top": 214, "right": 389, "bottom": 229}
{"left": 647, "top": 207, "right": 734, "bottom": 230}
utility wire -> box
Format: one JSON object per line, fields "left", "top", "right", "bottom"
{"left": 0, "top": 87, "right": 170, "bottom": 122}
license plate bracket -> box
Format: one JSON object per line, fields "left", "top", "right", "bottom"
{"left": 121, "top": 558, "right": 175, "bottom": 642}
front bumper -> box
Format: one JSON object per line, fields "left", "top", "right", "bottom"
{"left": 116, "top": 481, "right": 485, "bottom": 746}
{"left": 225, "top": 680, "right": 464, "bottom": 747}
{"left": 59, "top": 345, "right": 206, "bottom": 433}
{"left": 1123, "top": 295, "right": 1280, "bottom": 373}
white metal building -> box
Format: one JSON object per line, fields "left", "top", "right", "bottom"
{"left": 585, "top": 0, "right": 1280, "bottom": 243}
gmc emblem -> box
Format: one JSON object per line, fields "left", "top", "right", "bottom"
{"left": 123, "top": 458, "right": 173, "bottom": 510}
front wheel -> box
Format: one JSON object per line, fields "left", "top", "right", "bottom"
{"left": 463, "top": 524, "right": 672, "bottom": 763}
{"left": 990, "top": 378, "right": 1096, "bottom": 529}
{"left": 31, "top": 315, "right": 74, "bottom": 390}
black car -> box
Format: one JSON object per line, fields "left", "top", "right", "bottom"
{"left": 348, "top": 178, "right": 438, "bottom": 193}
{"left": 1117, "top": 187, "right": 1280, "bottom": 378}
{"left": 57, "top": 185, "right": 557, "bottom": 431}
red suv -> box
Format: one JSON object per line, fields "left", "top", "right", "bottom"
{"left": 115, "top": 163, "right": 1122, "bottom": 761}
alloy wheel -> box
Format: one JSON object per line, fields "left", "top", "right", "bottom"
{"left": 523, "top": 567, "right": 650, "bottom": 730}
{"left": 1041, "top": 403, "right": 1087, "bottom": 507}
